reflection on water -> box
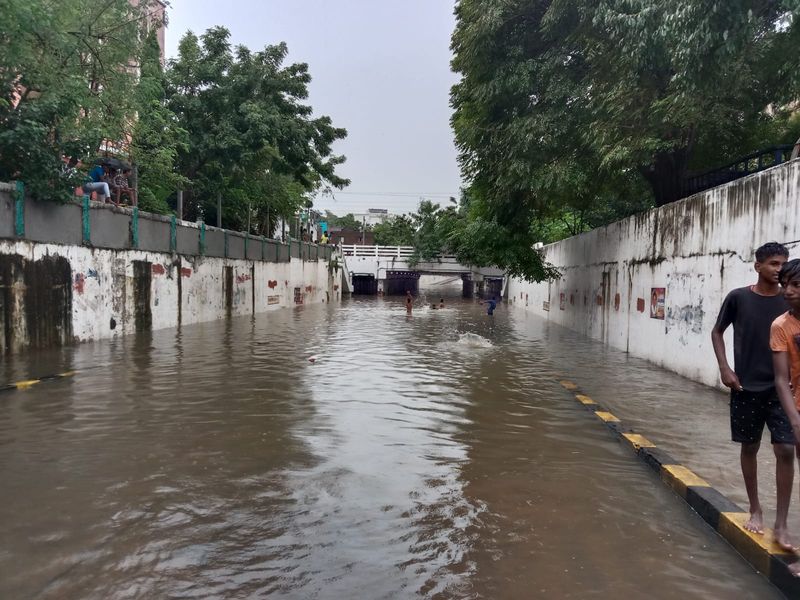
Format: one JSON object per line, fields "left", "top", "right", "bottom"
{"left": 0, "top": 298, "right": 781, "bottom": 599}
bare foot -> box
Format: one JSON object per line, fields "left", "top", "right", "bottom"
{"left": 744, "top": 510, "right": 765, "bottom": 534}
{"left": 774, "top": 527, "right": 797, "bottom": 552}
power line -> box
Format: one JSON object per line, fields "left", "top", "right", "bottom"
{"left": 320, "top": 191, "right": 458, "bottom": 198}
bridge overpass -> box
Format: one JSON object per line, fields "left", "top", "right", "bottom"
{"left": 340, "top": 245, "right": 505, "bottom": 297}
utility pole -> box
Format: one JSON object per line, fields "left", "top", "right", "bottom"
{"left": 217, "top": 192, "right": 222, "bottom": 228}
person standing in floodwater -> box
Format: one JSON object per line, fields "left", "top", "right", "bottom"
{"left": 405, "top": 290, "right": 413, "bottom": 314}
{"left": 711, "top": 242, "right": 795, "bottom": 550}
{"left": 484, "top": 297, "right": 498, "bottom": 316}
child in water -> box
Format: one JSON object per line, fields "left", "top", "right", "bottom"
{"left": 483, "top": 297, "right": 498, "bottom": 315}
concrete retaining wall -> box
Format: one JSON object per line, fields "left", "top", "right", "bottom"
{"left": 508, "top": 159, "right": 800, "bottom": 388}
{"left": 0, "top": 192, "right": 340, "bottom": 355}
{"left": 0, "top": 238, "right": 338, "bottom": 354}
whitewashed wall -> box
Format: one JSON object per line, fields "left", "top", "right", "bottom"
{"left": 508, "top": 159, "right": 800, "bottom": 388}
{"left": 0, "top": 238, "right": 338, "bottom": 346}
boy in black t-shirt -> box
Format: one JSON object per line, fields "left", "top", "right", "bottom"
{"left": 712, "top": 242, "right": 793, "bottom": 549}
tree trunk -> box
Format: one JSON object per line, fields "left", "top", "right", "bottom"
{"left": 640, "top": 149, "right": 689, "bottom": 207}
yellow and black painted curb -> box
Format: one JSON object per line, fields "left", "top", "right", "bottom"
{"left": 559, "top": 380, "right": 800, "bottom": 598}
{"left": 0, "top": 371, "right": 76, "bottom": 393}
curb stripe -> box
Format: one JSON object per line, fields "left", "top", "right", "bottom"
{"left": 621, "top": 433, "right": 655, "bottom": 449}
{"left": 662, "top": 465, "right": 711, "bottom": 491}
{"left": 562, "top": 379, "right": 800, "bottom": 597}
{"left": 14, "top": 379, "right": 40, "bottom": 390}
{"left": 594, "top": 410, "right": 620, "bottom": 423}
{"left": 1, "top": 371, "right": 77, "bottom": 394}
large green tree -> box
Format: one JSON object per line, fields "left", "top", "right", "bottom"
{"left": 0, "top": 0, "right": 158, "bottom": 199}
{"left": 373, "top": 214, "right": 415, "bottom": 246}
{"left": 325, "top": 211, "right": 364, "bottom": 231}
{"left": 167, "top": 28, "right": 349, "bottom": 233}
{"left": 130, "top": 30, "right": 188, "bottom": 214}
{"left": 451, "top": 0, "right": 800, "bottom": 280}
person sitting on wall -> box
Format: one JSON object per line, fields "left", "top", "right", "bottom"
{"left": 112, "top": 168, "right": 137, "bottom": 207}
{"left": 320, "top": 231, "right": 329, "bottom": 244}
{"left": 711, "top": 242, "right": 795, "bottom": 550}
{"left": 82, "top": 163, "right": 111, "bottom": 202}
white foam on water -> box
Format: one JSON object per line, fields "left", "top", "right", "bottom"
{"left": 455, "top": 332, "right": 493, "bottom": 349}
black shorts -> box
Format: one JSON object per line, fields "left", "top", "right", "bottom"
{"left": 730, "top": 388, "right": 795, "bottom": 445}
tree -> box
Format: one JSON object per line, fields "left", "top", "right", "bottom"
{"left": 167, "top": 28, "right": 349, "bottom": 232}
{"left": 325, "top": 211, "right": 364, "bottom": 231}
{"left": 0, "top": 0, "right": 157, "bottom": 199}
{"left": 373, "top": 214, "right": 415, "bottom": 246}
{"left": 450, "top": 0, "right": 800, "bottom": 280}
{"left": 130, "top": 30, "right": 188, "bottom": 214}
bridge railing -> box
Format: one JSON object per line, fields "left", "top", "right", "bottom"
{"left": 340, "top": 245, "right": 460, "bottom": 261}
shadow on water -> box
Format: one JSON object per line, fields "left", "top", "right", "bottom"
{"left": 0, "top": 298, "right": 784, "bottom": 598}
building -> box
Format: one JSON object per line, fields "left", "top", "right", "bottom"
{"left": 353, "top": 208, "right": 390, "bottom": 227}
{"left": 131, "top": 0, "right": 167, "bottom": 63}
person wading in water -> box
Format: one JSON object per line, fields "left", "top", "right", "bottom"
{"left": 711, "top": 242, "right": 794, "bottom": 550}
{"left": 405, "top": 290, "right": 413, "bottom": 314}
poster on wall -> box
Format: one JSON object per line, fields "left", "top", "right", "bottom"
{"left": 559, "top": 292, "right": 566, "bottom": 311}
{"left": 650, "top": 287, "right": 665, "bottom": 320}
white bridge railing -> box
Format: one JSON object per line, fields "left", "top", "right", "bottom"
{"left": 340, "top": 245, "right": 457, "bottom": 260}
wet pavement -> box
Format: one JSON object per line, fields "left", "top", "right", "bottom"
{"left": 0, "top": 298, "right": 784, "bottom": 598}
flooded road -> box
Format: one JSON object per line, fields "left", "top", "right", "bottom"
{"left": 0, "top": 299, "right": 782, "bottom": 599}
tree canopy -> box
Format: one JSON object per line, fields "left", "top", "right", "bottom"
{"left": 0, "top": 0, "right": 152, "bottom": 199}
{"left": 0, "top": 4, "right": 348, "bottom": 234}
{"left": 130, "top": 30, "right": 188, "bottom": 214}
{"left": 167, "top": 27, "right": 349, "bottom": 233}
{"left": 373, "top": 214, "right": 415, "bottom": 246}
{"left": 450, "top": 0, "right": 800, "bottom": 280}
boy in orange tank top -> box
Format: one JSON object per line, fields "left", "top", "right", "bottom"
{"left": 771, "top": 258, "right": 800, "bottom": 575}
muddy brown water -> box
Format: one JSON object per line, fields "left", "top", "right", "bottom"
{"left": 0, "top": 298, "right": 784, "bottom": 598}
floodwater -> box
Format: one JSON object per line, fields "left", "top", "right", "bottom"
{"left": 0, "top": 298, "right": 783, "bottom": 599}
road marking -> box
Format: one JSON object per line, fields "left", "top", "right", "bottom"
{"left": 575, "top": 394, "right": 596, "bottom": 405}
{"left": 559, "top": 380, "right": 578, "bottom": 390}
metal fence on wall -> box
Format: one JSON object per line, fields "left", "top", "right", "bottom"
{"left": 0, "top": 185, "right": 335, "bottom": 264}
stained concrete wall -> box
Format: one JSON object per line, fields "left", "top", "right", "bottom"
{"left": 0, "top": 194, "right": 339, "bottom": 354}
{"left": 0, "top": 238, "right": 338, "bottom": 353}
{"left": 508, "top": 159, "right": 800, "bottom": 389}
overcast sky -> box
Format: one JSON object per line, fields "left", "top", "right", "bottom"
{"left": 165, "top": 0, "right": 462, "bottom": 216}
